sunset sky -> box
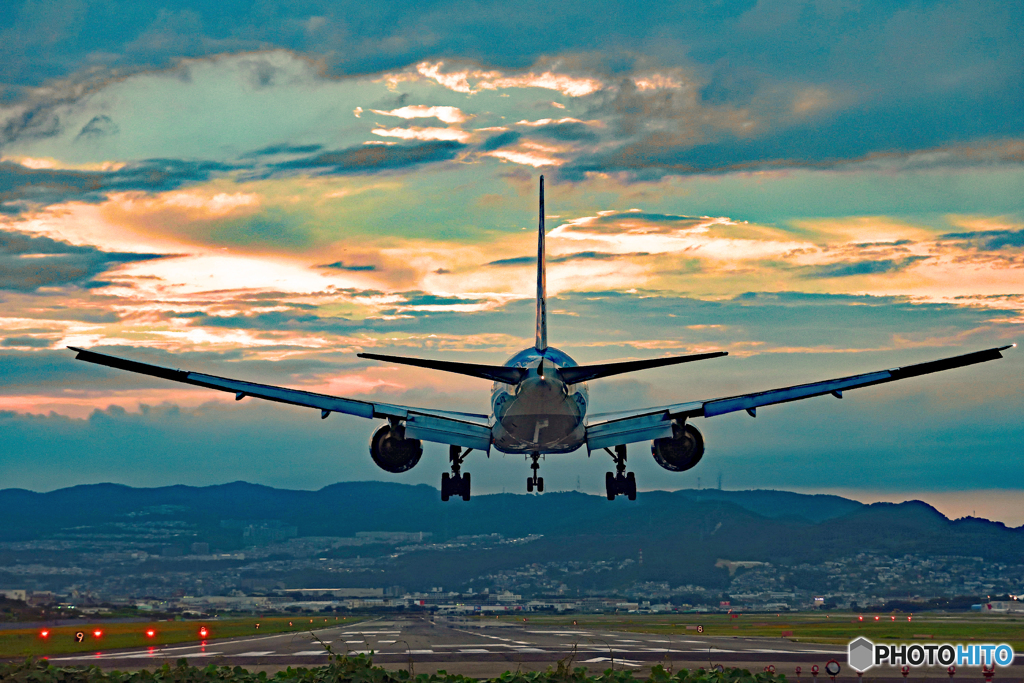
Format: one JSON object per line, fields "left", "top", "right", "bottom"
{"left": 1, "top": 0, "right": 1021, "bottom": 521}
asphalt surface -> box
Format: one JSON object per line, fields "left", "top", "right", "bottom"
{"left": 43, "top": 616, "right": 1022, "bottom": 681}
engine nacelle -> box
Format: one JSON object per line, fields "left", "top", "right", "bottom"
{"left": 369, "top": 422, "right": 423, "bottom": 473}
{"left": 651, "top": 421, "right": 704, "bottom": 472}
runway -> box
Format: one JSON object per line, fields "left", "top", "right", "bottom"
{"left": 43, "top": 615, "right": 1022, "bottom": 680}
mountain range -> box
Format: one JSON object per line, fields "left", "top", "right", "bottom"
{"left": 1, "top": 482, "right": 1021, "bottom": 594}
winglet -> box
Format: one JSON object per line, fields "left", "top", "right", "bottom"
{"left": 536, "top": 175, "right": 547, "bottom": 352}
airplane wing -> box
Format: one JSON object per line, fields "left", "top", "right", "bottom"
{"left": 585, "top": 345, "right": 1012, "bottom": 452}
{"left": 69, "top": 347, "right": 493, "bottom": 451}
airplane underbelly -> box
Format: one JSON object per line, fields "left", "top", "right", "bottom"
{"left": 492, "top": 389, "right": 584, "bottom": 454}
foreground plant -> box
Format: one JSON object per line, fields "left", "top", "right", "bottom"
{"left": 0, "top": 654, "right": 787, "bottom": 683}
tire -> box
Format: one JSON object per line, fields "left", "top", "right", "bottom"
{"left": 605, "top": 472, "right": 616, "bottom": 500}
{"left": 441, "top": 472, "right": 450, "bottom": 502}
{"left": 537, "top": 477, "right": 544, "bottom": 493}
{"left": 527, "top": 477, "right": 534, "bottom": 492}
{"left": 462, "top": 472, "right": 471, "bottom": 501}
{"left": 626, "top": 472, "right": 637, "bottom": 501}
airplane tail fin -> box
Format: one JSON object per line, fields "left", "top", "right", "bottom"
{"left": 536, "top": 175, "right": 547, "bottom": 352}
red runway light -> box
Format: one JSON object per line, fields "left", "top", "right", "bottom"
{"left": 891, "top": 616, "right": 896, "bottom": 621}
{"left": 40, "top": 630, "right": 50, "bottom": 638}
{"left": 907, "top": 616, "right": 912, "bottom": 621}
{"left": 199, "top": 626, "right": 208, "bottom": 638}
{"left": 874, "top": 616, "right": 879, "bottom": 621}
{"left": 146, "top": 629, "right": 156, "bottom": 637}
{"left": 93, "top": 630, "right": 103, "bottom": 638}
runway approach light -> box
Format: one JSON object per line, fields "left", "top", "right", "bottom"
{"left": 93, "top": 630, "right": 103, "bottom": 638}
{"left": 146, "top": 629, "right": 156, "bottom": 638}
{"left": 199, "top": 626, "right": 208, "bottom": 638}
{"left": 40, "top": 630, "right": 49, "bottom": 638}
{"left": 859, "top": 615, "right": 863, "bottom": 621}
{"left": 874, "top": 616, "right": 880, "bottom": 621}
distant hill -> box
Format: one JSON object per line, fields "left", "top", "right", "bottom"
{"left": 1, "top": 482, "right": 1020, "bottom": 591}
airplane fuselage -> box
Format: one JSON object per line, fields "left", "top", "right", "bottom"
{"left": 490, "top": 346, "right": 588, "bottom": 454}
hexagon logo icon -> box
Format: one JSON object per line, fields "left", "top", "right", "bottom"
{"left": 849, "top": 637, "right": 875, "bottom": 672}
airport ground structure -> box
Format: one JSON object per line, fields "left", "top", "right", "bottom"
{"left": 4, "top": 549, "right": 1024, "bottom": 620}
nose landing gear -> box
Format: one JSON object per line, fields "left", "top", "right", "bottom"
{"left": 526, "top": 452, "right": 544, "bottom": 493}
{"left": 441, "top": 445, "right": 471, "bottom": 501}
{"left": 605, "top": 445, "right": 637, "bottom": 500}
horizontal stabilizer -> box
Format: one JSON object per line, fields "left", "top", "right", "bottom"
{"left": 358, "top": 353, "right": 527, "bottom": 384}
{"left": 559, "top": 351, "right": 728, "bottom": 384}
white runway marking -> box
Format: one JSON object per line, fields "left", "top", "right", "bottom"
{"left": 458, "top": 631, "right": 515, "bottom": 642}
{"left": 514, "top": 647, "right": 548, "bottom": 653}
{"left": 293, "top": 650, "right": 330, "bottom": 656}
{"left": 582, "top": 657, "right": 642, "bottom": 667}
{"left": 378, "top": 640, "right": 396, "bottom": 644}
{"left": 458, "top": 648, "right": 490, "bottom": 653}
{"left": 407, "top": 649, "right": 434, "bottom": 654}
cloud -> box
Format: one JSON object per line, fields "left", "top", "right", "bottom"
{"left": 75, "top": 115, "right": 119, "bottom": 140}
{"left": 479, "top": 131, "right": 521, "bottom": 152}
{"left": 487, "top": 255, "right": 534, "bottom": 267}
{"left": 249, "top": 143, "right": 323, "bottom": 157}
{"left": 0, "top": 228, "right": 168, "bottom": 291}
{"left": 0, "top": 159, "right": 228, "bottom": 211}
{"left": 317, "top": 261, "right": 377, "bottom": 272}
{"left": 940, "top": 229, "right": 1024, "bottom": 251}
{"left": 370, "top": 127, "right": 471, "bottom": 143}
{"left": 799, "top": 256, "right": 930, "bottom": 279}
{"left": 414, "top": 61, "right": 604, "bottom": 97}
{"left": 2, "top": 336, "right": 56, "bottom": 348}
{"left": 277, "top": 141, "right": 465, "bottom": 174}
{"left": 370, "top": 105, "right": 469, "bottom": 124}
{"left": 527, "top": 121, "right": 600, "bottom": 143}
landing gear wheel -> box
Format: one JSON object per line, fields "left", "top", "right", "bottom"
{"left": 526, "top": 451, "right": 543, "bottom": 494}
{"left": 442, "top": 446, "right": 474, "bottom": 502}
{"left": 604, "top": 445, "right": 638, "bottom": 500}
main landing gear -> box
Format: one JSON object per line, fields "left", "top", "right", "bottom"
{"left": 441, "top": 445, "right": 471, "bottom": 502}
{"left": 605, "top": 444, "right": 637, "bottom": 501}
{"left": 526, "top": 452, "right": 544, "bottom": 493}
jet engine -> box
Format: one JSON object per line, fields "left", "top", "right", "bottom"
{"left": 651, "top": 421, "right": 704, "bottom": 472}
{"left": 369, "top": 422, "right": 423, "bottom": 473}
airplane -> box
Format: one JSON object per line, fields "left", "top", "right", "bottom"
{"left": 70, "top": 176, "right": 1014, "bottom": 502}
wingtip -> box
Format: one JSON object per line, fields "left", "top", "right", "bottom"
{"left": 67, "top": 346, "right": 83, "bottom": 352}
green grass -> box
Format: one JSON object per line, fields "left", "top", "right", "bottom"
{"left": 497, "top": 613, "right": 1024, "bottom": 647}
{"left": 0, "top": 614, "right": 365, "bottom": 658}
